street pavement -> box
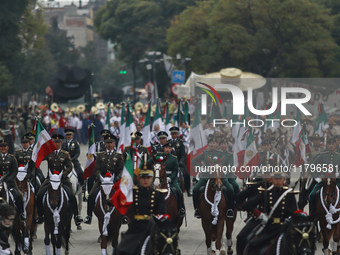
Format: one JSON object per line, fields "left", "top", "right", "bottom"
{"left": 8, "top": 144, "right": 325, "bottom": 254}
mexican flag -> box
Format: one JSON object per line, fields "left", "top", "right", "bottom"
{"left": 295, "top": 124, "right": 310, "bottom": 167}
{"left": 117, "top": 103, "right": 126, "bottom": 153}
{"left": 152, "top": 98, "right": 164, "bottom": 131}
{"left": 315, "top": 102, "right": 328, "bottom": 137}
{"left": 264, "top": 102, "right": 281, "bottom": 132}
{"left": 124, "top": 103, "right": 137, "bottom": 146}
{"left": 232, "top": 105, "right": 247, "bottom": 173}
{"left": 237, "top": 129, "right": 261, "bottom": 179}
{"left": 142, "top": 102, "right": 152, "bottom": 152}
{"left": 32, "top": 119, "right": 57, "bottom": 168}
{"left": 110, "top": 154, "right": 134, "bottom": 215}
{"left": 292, "top": 109, "right": 301, "bottom": 144}
{"left": 164, "top": 102, "right": 172, "bottom": 139}
{"left": 104, "top": 102, "right": 111, "bottom": 130}
{"left": 82, "top": 124, "right": 96, "bottom": 179}
{"left": 188, "top": 98, "right": 207, "bottom": 176}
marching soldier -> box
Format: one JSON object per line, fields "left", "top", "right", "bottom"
{"left": 35, "top": 134, "right": 83, "bottom": 226}
{"left": 309, "top": 137, "right": 340, "bottom": 215}
{"left": 168, "top": 127, "right": 192, "bottom": 196}
{"left": 325, "top": 117, "right": 340, "bottom": 138}
{"left": 151, "top": 131, "right": 168, "bottom": 157}
{"left": 149, "top": 140, "right": 186, "bottom": 216}
{"left": 191, "top": 137, "right": 235, "bottom": 218}
{"left": 61, "top": 128, "right": 84, "bottom": 188}
{"left": 240, "top": 170, "right": 297, "bottom": 253}
{"left": 0, "top": 139, "right": 27, "bottom": 221}
{"left": 116, "top": 162, "right": 167, "bottom": 255}
{"left": 308, "top": 133, "right": 325, "bottom": 162}
{"left": 95, "top": 129, "right": 110, "bottom": 153}
{"left": 123, "top": 131, "right": 149, "bottom": 162}
{"left": 84, "top": 134, "right": 124, "bottom": 224}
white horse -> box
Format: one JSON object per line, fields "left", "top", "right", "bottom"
{"left": 68, "top": 167, "right": 83, "bottom": 230}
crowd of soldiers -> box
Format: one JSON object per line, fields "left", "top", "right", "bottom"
{"left": 2, "top": 99, "right": 340, "bottom": 254}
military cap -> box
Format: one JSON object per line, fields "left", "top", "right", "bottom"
{"left": 52, "top": 134, "right": 64, "bottom": 142}
{"left": 207, "top": 137, "right": 217, "bottom": 144}
{"left": 19, "top": 117, "right": 24, "bottom": 121}
{"left": 25, "top": 133, "right": 35, "bottom": 140}
{"left": 139, "top": 162, "right": 154, "bottom": 177}
{"left": 163, "top": 141, "right": 172, "bottom": 147}
{"left": 21, "top": 135, "right": 30, "bottom": 143}
{"left": 100, "top": 129, "right": 111, "bottom": 136}
{"left": 213, "top": 131, "right": 223, "bottom": 137}
{"left": 131, "top": 131, "right": 142, "bottom": 139}
{"left": 328, "top": 137, "right": 337, "bottom": 144}
{"left": 0, "top": 139, "right": 8, "bottom": 146}
{"left": 157, "top": 131, "right": 168, "bottom": 139}
{"left": 105, "top": 134, "right": 117, "bottom": 143}
{"left": 219, "top": 138, "right": 228, "bottom": 145}
{"left": 169, "top": 127, "right": 179, "bottom": 133}
{"left": 270, "top": 169, "right": 288, "bottom": 178}
{"left": 64, "top": 128, "right": 75, "bottom": 135}
{"left": 308, "top": 133, "right": 323, "bottom": 140}
{"left": 261, "top": 138, "right": 272, "bottom": 145}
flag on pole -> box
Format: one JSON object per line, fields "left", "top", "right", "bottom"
{"left": 237, "top": 129, "right": 261, "bottom": 179}
{"left": 232, "top": 104, "right": 247, "bottom": 173}
{"left": 292, "top": 109, "right": 301, "bottom": 144}
{"left": 32, "top": 118, "right": 37, "bottom": 135}
{"left": 142, "top": 102, "right": 152, "bottom": 152}
{"left": 164, "top": 102, "right": 172, "bottom": 138}
{"left": 11, "top": 122, "right": 15, "bottom": 142}
{"left": 315, "top": 102, "right": 328, "bottom": 136}
{"left": 104, "top": 102, "right": 111, "bottom": 130}
{"left": 83, "top": 124, "right": 96, "bottom": 179}
{"left": 110, "top": 154, "right": 134, "bottom": 215}
{"left": 125, "top": 103, "right": 137, "bottom": 147}
{"left": 152, "top": 98, "right": 164, "bottom": 131}
{"left": 295, "top": 124, "right": 310, "bottom": 167}
{"left": 188, "top": 98, "right": 208, "bottom": 176}
{"left": 117, "top": 103, "right": 126, "bottom": 153}
{"left": 32, "top": 119, "right": 57, "bottom": 169}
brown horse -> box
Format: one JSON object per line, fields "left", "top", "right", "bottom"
{"left": 199, "top": 168, "right": 226, "bottom": 255}
{"left": 316, "top": 177, "right": 340, "bottom": 255}
{"left": 152, "top": 155, "right": 184, "bottom": 232}
{"left": 43, "top": 171, "right": 71, "bottom": 255}
{"left": 12, "top": 165, "right": 35, "bottom": 255}
{"left": 94, "top": 174, "right": 121, "bottom": 255}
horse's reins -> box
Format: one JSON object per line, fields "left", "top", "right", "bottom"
{"left": 320, "top": 184, "right": 340, "bottom": 229}
{"left": 95, "top": 189, "right": 115, "bottom": 236}
{"left": 44, "top": 186, "right": 66, "bottom": 234}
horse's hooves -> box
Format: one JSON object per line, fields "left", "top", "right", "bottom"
{"left": 33, "top": 234, "right": 37, "bottom": 239}
{"left": 227, "top": 248, "right": 233, "bottom": 255}
{"left": 65, "top": 250, "right": 69, "bottom": 255}
{"left": 77, "top": 225, "right": 82, "bottom": 230}
{"left": 97, "top": 236, "right": 101, "bottom": 243}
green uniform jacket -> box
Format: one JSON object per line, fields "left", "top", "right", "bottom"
{"left": 0, "top": 154, "right": 18, "bottom": 184}
{"left": 44, "top": 150, "right": 72, "bottom": 179}
{"left": 310, "top": 149, "right": 340, "bottom": 179}
{"left": 258, "top": 151, "right": 278, "bottom": 166}
{"left": 15, "top": 149, "right": 35, "bottom": 175}
{"left": 168, "top": 138, "right": 186, "bottom": 163}
{"left": 191, "top": 149, "right": 225, "bottom": 167}
{"left": 94, "top": 151, "right": 124, "bottom": 180}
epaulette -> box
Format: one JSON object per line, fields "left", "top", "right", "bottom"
{"left": 156, "top": 188, "right": 168, "bottom": 193}
{"left": 116, "top": 152, "right": 122, "bottom": 154}
{"left": 97, "top": 151, "right": 104, "bottom": 154}
{"left": 258, "top": 187, "right": 266, "bottom": 191}
{"left": 60, "top": 150, "right": 69, "bottom": 154}
{"left": 170, "top": 154, "right": 177, "bottom": 158}
{"left": 320, "top": 151, "right": 328, "bottom": 154}
{"left": 289, "top": 190, "right": 299, "bottom": 194}
{"left": 246, "top": 182, "right": 258, "bottom": 185}
{"left": 15, "top": 149, "right": 21, "bottom": 152}
{"left": 8, "top": 154, "right": 14, "bottom": 157}
{"left": 283, "top": 186, "right": 289, "bottom": 190}
{"left": 216, "top": 149, "right": 223, "bottom": 152}
{"left": 133, "top": 186, "right": 138, "bottom": 189}
{"left": 125, "top": 145, "right": 131, "bottom": 148}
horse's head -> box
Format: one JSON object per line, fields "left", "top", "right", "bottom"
{"left": 322, "top": 177, "right": 337, "bottom": 206}
{"left": 207, "top": 156, "right": 224, "bottom": 191}
{"left": 100, "top": 173, "right": 115, "bottom": 198}
{"left": 48, "top": 170, "right": 63, "bottom": 210}
{"left": 153, "top": 155, "right": 168, "bottom": 189}
{"left": 151, "top": 215, "right": 180, "bottom": 255}
{"left": 16, "top": 164, "right": 29, "bottom": 192}
{"left": 285, "top": 211, "right": 318, "bottom": 255}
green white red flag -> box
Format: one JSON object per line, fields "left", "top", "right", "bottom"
{"left": 83, "top": 124, "right": 96, "bottom": 179}
{"left": 295, "top": 124, "right": 310, "bottom": 167}
{"left": 104, "top": 102, "right": 111, "bottom": 130}
{"left": 142, "top": 101, "right": 152, "bottom": 152}
{"left": 117, "top": 103, "right": 126, "bottom": 153}
{"left": 315, "top": 102, "right": 327, "bottom": 137}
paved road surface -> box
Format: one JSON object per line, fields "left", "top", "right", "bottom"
{"left": 8, "top": 144, "right": 325, "bottom": 254}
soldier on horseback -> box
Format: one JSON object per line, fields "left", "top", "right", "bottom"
{"left": 15, "top": 135, "right": 35, "bottom": 180}
{"left": 191, "top": 137, "right": 235, "bottom": 219}
{"left": 309, "top": 137, "right": 340, "bottom": 215}
{"left": 123, "top": 131, "right": 149, "bottom": 162}
{"left": 150, "top": 131, "right": 168, "bottom": 157}
{"left": 149, "top": 140, "right": 186, "bottom": 217}
{"left": 116, "top": 162, "right": 167, "bottom": 255}
{"left": 0, "top": 139, "right": 27, "bottom": 222}
{"left": 168, "top": 126, "right": 192, "bottom": 197}
{"left": 84, "top": 134, "right": 124, "bottom": 224}
{"left": 95, "top": 129, "right": 110, "bottom": 153}
{"left": 61, "top": 128, "right": 84, "bottom": 189}
{"left": 35, "top": 134, "right": 83, "bottom": 226}
{"left": 241, "top": 170, "right": 298, "bottom": 254}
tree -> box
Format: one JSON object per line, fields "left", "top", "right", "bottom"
{"left": 77, "top": 42, "right": 101, "bottom": 76}
{"left": 0, "top": 64, "right": 14, "bottom": 98}
{"left": 167, "top": 0, "right": 340, "bottom": 78}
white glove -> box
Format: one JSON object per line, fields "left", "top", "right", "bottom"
{"left": 167, "top": 177, "right": 171, "bottom": 183}
{"left": 258, "top": 213, "right": 269, "bottom": 224}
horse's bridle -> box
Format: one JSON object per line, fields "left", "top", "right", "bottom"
{"left": 154, "top": 162, "right": 167, "bottom": 188}
{"left": 286, "top": 221, "right": 316, "bottom": 255}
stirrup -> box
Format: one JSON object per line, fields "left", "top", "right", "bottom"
{"left": 84, "top": 216, "right": 92, "bottom": 225}
{"left": 227, "top": 209, "right": 234, "bottom": 218}
{"left": 194, "top": 209, "right": 201, "bottom": 219}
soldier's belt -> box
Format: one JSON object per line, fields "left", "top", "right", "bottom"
{"left": 270, "top": 217, "right": 283, "bottom": 224}
{"left": 134, "top": 215, "right": 151, "bottom": 220}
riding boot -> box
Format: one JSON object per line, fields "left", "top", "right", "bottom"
{"left": 63, "top": 185, "right": 83, "bottom": 226}
{"left": 84, "top": 188, "right": 100, "bottom": 224}
{"left": 11, "top": 189, "right": 27, "bottom": 221}
{"left": 177, "top": 191, "right": 186, "bottom": 217}
{"left": 180, "top": 162, "right": 192, "bottom": 196}
{"left": 74, "top": 161, "right": 84, "bottom": 186}
{"left": 36, "top": 183, "right": 49, "bottom": 223}
{"left": 193, "top": 191, "right": 201, "bottom": 218}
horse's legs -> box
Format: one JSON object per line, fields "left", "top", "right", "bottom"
{"left": 201, "top": 219, "right": 212, "bottom": 255}
{"left": 44, "top": 230, "right": 51, "bottom": 255}
{"left": 51, "top": 233, "right": 57, "bottom": 255}
{"left": 333, "top": 224, "right": 340, "bottom": 255}
{"left": 321, "top": 227, "right": 331, "bottom": 255}
{"left": 23, "top": 229, "right": 29, "bottom": 254}
{"left": 226, "top": 217, "right": 235, "bottom": 255}
{"left": 214, "top": 219, "right": 225, "bottom": 255}
{"left": 101, "top": 234, "right": 107, "bottom": 255}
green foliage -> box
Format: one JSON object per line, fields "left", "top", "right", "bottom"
{"left": 167, "top": 0, "right": 340, "bottom": 78}
{"left": 77, "top": 41, "right": 100, "bottom": 75}
{"left": 0, "top": 64, "right": 13, "bottom": 97}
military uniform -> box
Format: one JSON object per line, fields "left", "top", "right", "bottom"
{"left": 308, "top": 145, "right": 326, "bottom": 162}
{"left": 123, "top": 145, "right": 149, "bottom": 162}
{"left": 151, "top": 142, "right": 163, "bottom": 157}
{"left": 61, "top": 132, "right": 84, "bottom": 186}
{"left": 191, "top": 146, "right": 235, "bottom": 218}
{"left": 95, "top": 141, "right": 106, "bottom": 153}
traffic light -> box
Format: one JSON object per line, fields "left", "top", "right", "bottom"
{"left": 119, "top": 65, "right": 127, "bottom": 75}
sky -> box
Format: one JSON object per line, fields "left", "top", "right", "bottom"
{"left": 40, "top": 0, "right": 90, "bottom": 7}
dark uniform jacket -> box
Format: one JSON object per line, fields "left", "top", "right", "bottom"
{"left": 168, "top": 138, "right": 186, "bottom": 163}
{"left": 123, "top": 144, "right": 149, "bottom": 162}
{"left": 94, "top": 151, "right": 124, "bottom": 180}
{"left": 0, "top": 154, "right": 18, "bottom": 186}
{"left": 258, "top": 151, "right": 278, "bottom": 166}
{"left": 15, "top": 149, "right": 35, "bottom": 176}
{"left": 311, "top": 149, "right": 340, "bottom": 179}
{"left": 44, "top": 150, "right": 72, "bottom": 179}
{"left": 95, "top": 141, "right": 106, "bottom": 153}
{"left": 151, "top": 142, "right": 163, "bottom": 157}
{"left": 61, "top": 139, "right": 80, "bottom": 162}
